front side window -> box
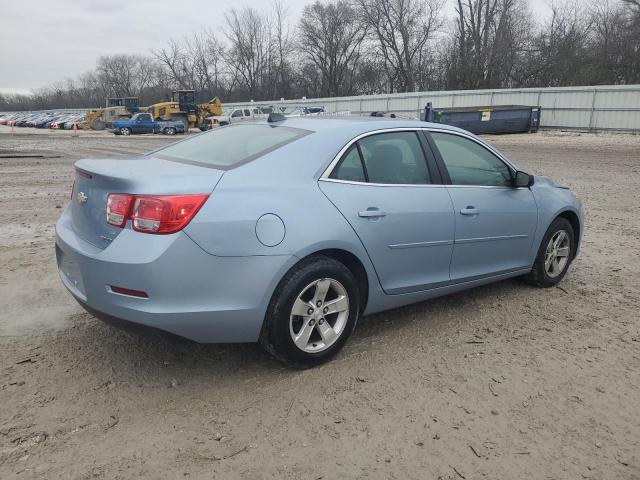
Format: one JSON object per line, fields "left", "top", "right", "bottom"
{"left": 155, "top": 124, "right": 310, "bottom": 169}
{"left": 430, "top": 132, "right": 512, "bottom": 187}
{"left": 231, "top": 110, "right": 242, "bottom": 118}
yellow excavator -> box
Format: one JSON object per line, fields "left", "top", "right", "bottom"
{"left": 144, "top": 90, "right": 223, "bottom": 131}
{"left": 86, "top": 97, "right": 139, "bottom": 130}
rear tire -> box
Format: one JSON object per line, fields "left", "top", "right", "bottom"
{"left": 524, "top": 217, "right": 574, "bottom": 288}
{"left": 164, "top": 127, "right": 176, "bottom": 135}
{"left": 260, "top": 256, "right": 360, "bottom": 368}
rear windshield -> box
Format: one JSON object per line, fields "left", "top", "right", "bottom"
{"left": 154, "top": 124, "right": 311, "bottom": 169}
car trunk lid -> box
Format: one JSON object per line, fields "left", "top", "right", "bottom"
{"left": 71, "top": 157, "right": 223, "bottom": 249}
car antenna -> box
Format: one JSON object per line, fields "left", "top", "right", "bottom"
{"left": 267, "top": 113, "right": 286, "bottom": 123}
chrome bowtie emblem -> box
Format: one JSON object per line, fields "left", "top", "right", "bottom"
{"left": 77, "top": 191, "right": 88, "bottom": 204}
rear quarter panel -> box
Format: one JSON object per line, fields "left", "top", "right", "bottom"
{"left": 183, "top": 131, "right": 384, "bottom": 308}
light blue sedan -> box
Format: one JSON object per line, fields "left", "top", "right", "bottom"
{"left": 55, "top": 116, "right": 582, "bottom": 367}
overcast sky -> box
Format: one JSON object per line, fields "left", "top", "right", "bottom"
{"left": 0, "top": 0, "right": 557, "bottom": 95}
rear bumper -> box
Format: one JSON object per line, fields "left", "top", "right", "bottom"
{"left": 55, "top": 207, "right": 296, "bottom": 343}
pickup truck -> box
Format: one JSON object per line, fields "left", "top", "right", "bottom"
{"left": 111, "top": 113, "right": 186, "bottom": 136}
{"left": 204, "top": 106, "right": 271, "bottom": 129}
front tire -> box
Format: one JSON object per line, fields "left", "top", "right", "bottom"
{"left": 91, "top": 119, "right": 105, "bottom": 131}
{"left": 164, "top": 127, "right": 176, "bottom": 135}
{"left": 524, "top": 217, "right": 575, "bottom": 287}
{"left": 119, "top": 127, "right": 131, "bottom": 136}
{"left": 171, "top": 115, "right": 189, "bottom": 132}
{"left": 261, "top": 256, "right": 360, "bottom": 368}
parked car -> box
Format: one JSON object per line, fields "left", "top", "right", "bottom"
{"left": 54, "top": 114, "right": 78, "bottom": 129}
{"left": 287, "top": 106, "right": 326, "bottom": 117}
{"left": 15, "top": 112, "right": 38, "bottom": 127}
{"left": 35, "top": 115, "right": 57, "bottom": 128}
{"left": 55, "top": 117, "right": 582, "bottom": 367}
{"left": 110, "top": 113, "right": 185, "bottom": 135}
{"left": 64, "top": 115, "right": 86, "bottom": 129}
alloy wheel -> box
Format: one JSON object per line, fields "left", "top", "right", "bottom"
{"left": 545, "top": 230, "right": 570, "bottom": 278}
{"left": 289, "top": 278, "right": 350, "bottom": 353}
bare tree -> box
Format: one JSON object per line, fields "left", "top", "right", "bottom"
{"left": 272, "top": 0, "right": 294, "bottom": 98}
{"left": 298, "top": 1, "right": 367, "bottom": 97}
{"left": 447, "top": 0, "right": 533, "bottom": 89}
{"left": 589, "top": 0, "right": 640, "bottom": 84}
{"left": 356, "top": 0, "right": 443, "bottom": 92}
{"left": 224, "top": 7, "right": 276, "bottom": 100}
{"left": 153, "top": 39, "right": 191, "bottom": 89}
{"left": 3, "top": 0, "right": 640, "bottom": 112}
{"left": 520, "top": 2, "right": 591, "bottom": 87}
{"left": 95, "top": 55, "right": 156, "bottom": 99}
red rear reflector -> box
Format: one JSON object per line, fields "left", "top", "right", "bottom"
{"left": 110, "top": 285, "right": 148, "bottom": 298}
{"left": 105, "top": 193, "right": 208, "bottom": 234}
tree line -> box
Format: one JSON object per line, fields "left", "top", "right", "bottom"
{"left": 1, "top": 0, "right": 639, "bottom": 111}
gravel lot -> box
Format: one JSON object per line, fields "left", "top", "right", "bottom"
{"left": 1, "top": 126, "right": 639, "bottom": 479}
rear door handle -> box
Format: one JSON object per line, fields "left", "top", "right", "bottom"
{"left": 359, "top": 208, "right": 387, "bottom": 218}
{"left": 460, "top": 207, "right": 479, "bottom": 215}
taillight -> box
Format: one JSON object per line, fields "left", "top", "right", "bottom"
{"left": 106, "top": 194, "right": 134, "bottom": 227}
{"left": 106, "top": 194, "right": 208, "bottom": 234}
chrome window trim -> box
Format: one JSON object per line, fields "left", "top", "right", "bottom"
{"left": 320, "top": 177, "right": 448, "bottom": 188}
{"left": 319, "top": 126, "right": 520, "bottom": 188}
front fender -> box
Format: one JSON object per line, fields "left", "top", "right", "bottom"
{"left": 531, "top": 182, "right": 583, "bottom": 260}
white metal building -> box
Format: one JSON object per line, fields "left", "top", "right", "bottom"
{"left": 228, "top": 85, "right": 640, "bottom": 133}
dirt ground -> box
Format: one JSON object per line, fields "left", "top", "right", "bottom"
{"left": 0, "top": 126, "right": 639, "bottom": 480}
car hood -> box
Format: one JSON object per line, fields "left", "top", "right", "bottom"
{"left": 534, "top": 175, "right": 569, "bottom": 189}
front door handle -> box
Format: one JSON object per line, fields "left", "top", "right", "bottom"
{"left": 460, "top": 207, "right": 479, "bottom": 215}
{"left": 359, "top": 208, "right": 387, "bottom": 219}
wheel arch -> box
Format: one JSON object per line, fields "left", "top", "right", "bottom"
{"left": 270, "top": 246, "right": 373, "bottom": 315}
{"left": 556, "top": 209, "right": 581, "bottom": 259}
{"left": 308, "top": 248, "right": 369, "bottom": 313}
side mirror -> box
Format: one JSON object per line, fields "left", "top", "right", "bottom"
{"left": 514, "top": 171, "right": 534, "bottom": 188}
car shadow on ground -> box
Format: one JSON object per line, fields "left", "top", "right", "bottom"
{"left": 54, "top": 277, "right": 529, "bottom": 382}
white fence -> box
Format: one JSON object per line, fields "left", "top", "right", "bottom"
{"left": 227, "top": 85, "right": 640, "bottom": 132}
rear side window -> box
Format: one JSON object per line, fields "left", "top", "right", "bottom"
{"left": 155, "top": 124, "right": 310, "bottom": 169}
{"left": 359, "top": 132, "right": 430, "bottom": 184}
{"left": 330, "top": 144, "right": 366, "bottom": 182}
{"left": 330, "top": 131, "right": 431, "bottom": 185}
{"left": 431, "top": 132, "right": 512, "bottom": 187}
